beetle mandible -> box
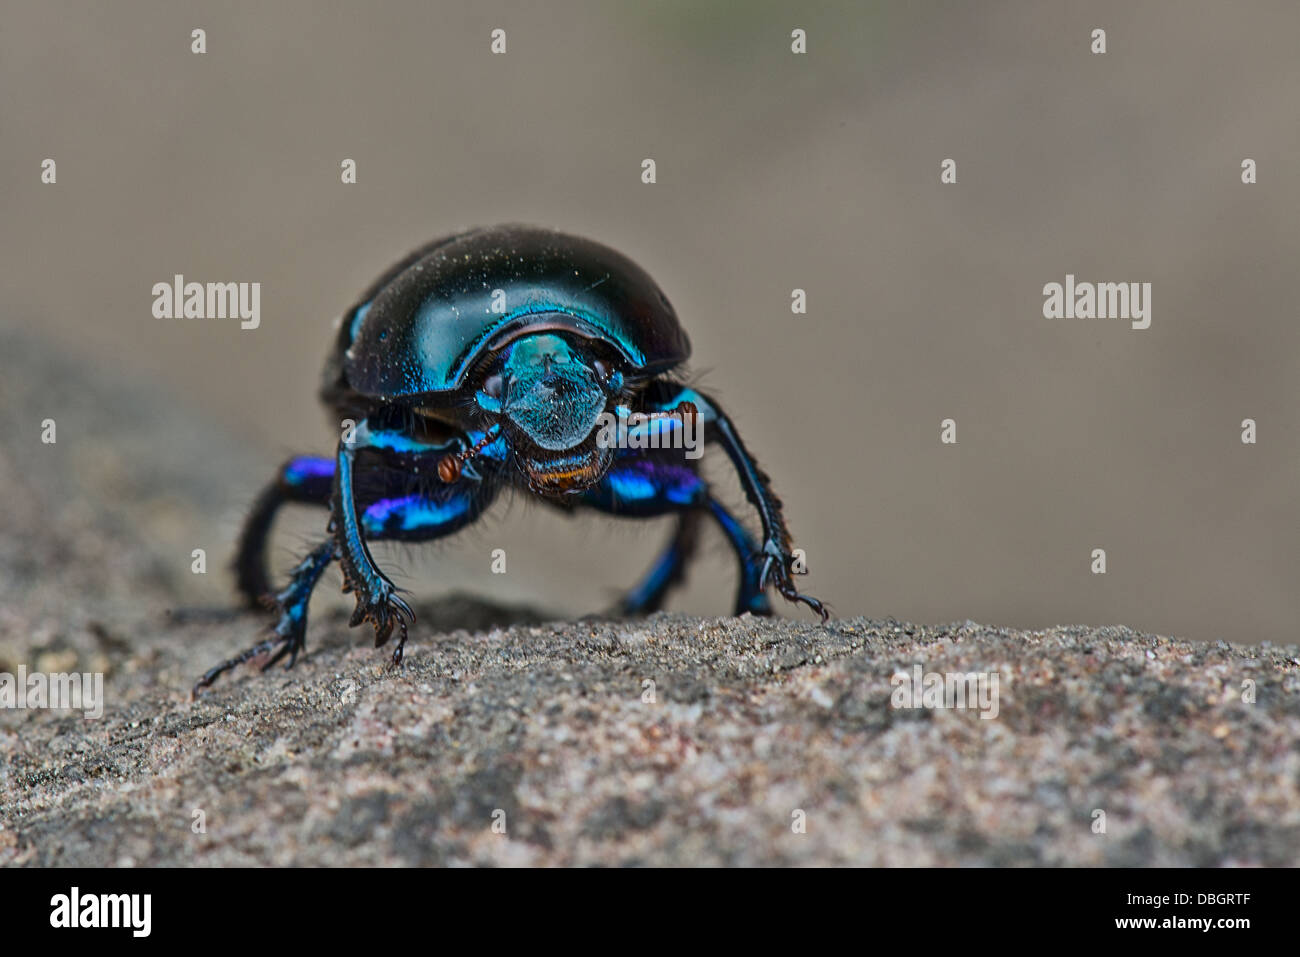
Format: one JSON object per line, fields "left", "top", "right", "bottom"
{"left": 195, "top": 225, "right": 825, "bottom": 691}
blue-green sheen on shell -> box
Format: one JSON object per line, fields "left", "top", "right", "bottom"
{"left": 337, "top": 225, "right": 692, "bottom": 402}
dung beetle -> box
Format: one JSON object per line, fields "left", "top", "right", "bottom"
{"left": 195, "top": 224, "right": 825, "bottom": 691}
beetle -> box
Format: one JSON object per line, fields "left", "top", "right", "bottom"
{"left": 195, "top": 224, "right": 825, "bottom": 692}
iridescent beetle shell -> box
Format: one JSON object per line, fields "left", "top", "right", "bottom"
{"left": 323, "top": 225, "right": 691, "bottom": 408}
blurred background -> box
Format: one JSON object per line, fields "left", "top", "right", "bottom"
{"left": 1, "top": 0, "right": 1296, "bottom": 645}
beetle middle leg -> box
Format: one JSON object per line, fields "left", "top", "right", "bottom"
{"left": 233, "top": 455, "right": 335, "bottom": 608}
{"left": 619, "top": 510, "right": 701, "bottom": 615}
{"left": 704, "top": 497, "right": 774, "bottom": 616}
{"left": 580, "top": 457, "right": 774, "bottom": 617}
{"left": 194, "top": 539, "right": 335, "bottom": 694}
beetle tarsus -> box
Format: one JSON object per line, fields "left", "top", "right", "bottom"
{"left": 352, "top": 584, "right": 415, "bottom": 649}
{"left": 390, "top": 619, "right": 409, "bottom": 667}
{"left": 759, "top": 551, "right": 831, "bottom": 623}
{"left": 192, "top": 628, "right": 299, "bottom": 697}
{"left": 195, "top": 540, "right": 333, "bottom": 692}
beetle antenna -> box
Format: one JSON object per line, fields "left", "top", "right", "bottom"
{"left": 437, "top": 424, "right": 501, "bottom": 483}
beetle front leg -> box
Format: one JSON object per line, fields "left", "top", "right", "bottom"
{"left": 196, "top": 452, "right": 491, "bottom": 691}
{"left": 654, "top": 388, "right": 828, "bottom": 621}
{"left": 330, "top": 423, "right": 415, "bottom": 653}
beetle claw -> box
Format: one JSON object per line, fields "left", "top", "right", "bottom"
{"left": 782, "top": 585, "right": 830, "bottom": 623}
{"left": 193, "top": 611, "right": 308, "bottom": 695}
{"left": 759, "top": 549, "right": 831, "bottom": 624}
{"left": 390, "top": 618, "right": 409, "bottom": 668}
{"left": 353, "top": 583, "right": 416, "bottom": 650}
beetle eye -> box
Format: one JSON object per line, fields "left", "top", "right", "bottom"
{"left": 593, "top": 359, "right": 623, "bottom": 393}
{"left": 481, "top": 374, "right": 503, "bottom": 399}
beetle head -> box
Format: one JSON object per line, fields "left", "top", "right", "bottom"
{"left": 474, "top": 333, "right": 623, "bottom": 495}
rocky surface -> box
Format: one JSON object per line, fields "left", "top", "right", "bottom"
{"left": 2, "top": 326, "right": 1298, "bottom": 866}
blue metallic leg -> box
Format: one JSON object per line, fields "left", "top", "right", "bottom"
{"left": 580, "top": 455, "right": 703, "bottom": 612}
{"left": 618, "top": 498, "right": 773, "bottom": 616}
{"left": 580, "top": 453, "right": 773, "bottom": 617}
{"left": 234, "top": 455, "right": 335, "bottom": 607}
{"left": 331, "top": 419, "right": 504, "bottom": 662}
{"left": 706, "top": 497, "right": 772, "bottom": 616}
{"left": 195, "top": 540, "right": 335, "bottom": 693}
{"left": 620, "top": 511, "right": 701, "bottom": 614}
{"left": 360, "top": 483, "right": 485, "bottom": 542}
{"left": 643, "top": 388, "right": 828, "bottom": 621}
{"left": 332, "top": 429, "right": 414, "bottom": 656}
{"left": 199, "top": 422, "right": 502, "bottom": 692}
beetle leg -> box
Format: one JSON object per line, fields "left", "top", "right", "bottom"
{"left": 576, "top": 453, "right": 773, "bottom": 617}
{"left": 617, "top": 497, "right": 773, "bottom": 617}
{"left": 358, "top": 484, "right": 494, "bottom": 663}
{"left": 330, "top": 420, "right": 503, "bottom": 652}
{"left": 233, "top": 455, "right": 335, "bottom": 608}
{"left": 576, "top": 455, "right": 706, "bottom": 611}
{"left": 705, "top": 497, "right": 773, "bottom": 616}
{"left": 650, "top": 388, "right": 828, "bottom": 622}
{"left": 198, "top": 461, "right": 493, "bottom": 690}
{"left": 619, "top": 511, "right": 702, "bottom": 614}
{"left": 331, "top": 423, "right": 416, "bottom": 650}
{"left": 194, "top": 540, "right": 335, "bottom": 695}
